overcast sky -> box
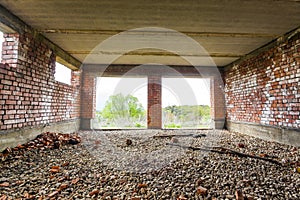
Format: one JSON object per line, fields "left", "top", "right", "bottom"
{"left": 96, "top": 77, "right": 210, "bottom": 111}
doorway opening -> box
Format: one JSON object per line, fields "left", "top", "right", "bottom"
{"left": 94, "top": 77, "right": 147, "bottom": 129}
{"left": 162, "top": 77, "right": 211, "bottom": 129}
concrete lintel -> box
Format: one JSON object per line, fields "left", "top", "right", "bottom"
{"left": 0, "top": 119, "right": 80, "bottom": 151}
{"left": 0, "top": 5, "right": 81, "bottom": 70}
{"left": 83, "top": 64, "right": 223, "bottom": 77}
{"left": 38, "top": 29, "right": 278, "bottom": 39}
{"left": 227, "top": 121, "right": 300, "bottom": 147}
{"left": 69, "top": 50, "right": 243, "bottom": 58}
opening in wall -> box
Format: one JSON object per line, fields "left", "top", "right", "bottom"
{"left": 94, "top": 77, "right": 147, "bottom": 129}
{"left": 162, "top": 77, "right": 211, "bottom": 129}
{"left": 55, "top": 61, "right": 72, "bottom": 85}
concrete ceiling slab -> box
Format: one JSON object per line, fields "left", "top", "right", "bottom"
{"left": 0, "top": 0, "right": 299, "bottom": 67}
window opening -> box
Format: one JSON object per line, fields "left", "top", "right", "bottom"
{"left": 55, "top": 62, "right": 71, "bottom": 85}
{"left": 162, "top": 77, "right": 211, "bottom": 129}
{"left": 94, "top": 77, "right": 147, "bottom": 129}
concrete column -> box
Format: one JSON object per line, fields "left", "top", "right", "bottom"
{"left": 148, "top": 75, "right": 162, "bottom": 129}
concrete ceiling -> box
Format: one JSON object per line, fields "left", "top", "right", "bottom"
{"left": 0, "top": 0, "right": 299, "bottom": 67}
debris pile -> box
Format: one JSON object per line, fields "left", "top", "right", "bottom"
{"left": 0, "top": 132, "right": 81, "bottom": 160}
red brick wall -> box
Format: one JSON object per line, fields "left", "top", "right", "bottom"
{"left": 148, "top": 75, "right": 162, "bottom": 129}
{"left": 210, "top": 76, "right": 225, "bottom": 128}
{"left": 81, "top": 71, "right": 96, "bottom": 119}
{"left": 0, "top": 32, "right": 81, "bottom": 130}
{"left": 225, "top": 33, "right": 300, "bottom": 129}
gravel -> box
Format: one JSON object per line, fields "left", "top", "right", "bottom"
{"left": 0, "top": 129, "right": 299, "bottom": 200}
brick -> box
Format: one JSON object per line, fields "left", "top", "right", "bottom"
{"left": 4, "top": 119, "right": 16, "bottom": 124}
{"left": 6, "top": 100, "right": 16, "bottom": 105}
{"left": 225, "top": 32, "right": 300, "bottom": 129}
{"left": 1, "top": 31, "right": 81, "bottom": 131}
{"left": 6, "top": 110, "right": 16, "bottom": 115}
{"left": 1, "top": 80, "right": 12, "bottom": 85}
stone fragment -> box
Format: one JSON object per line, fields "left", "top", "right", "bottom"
{"left": 126, "top": 139, "right": 133, "bottom": 146}
{"left": 49, "top": 168, "right": 59, "bottom": 173}
{"left": 138, "top": 183, "right": 147, "bottom": 188}
{"left": 131, "top": 197, "right": 141, "bottom": 200}
{"left": 0, "top": 182, "right": 9, "bottom": 187}
{"left": 171, "top": 137, "right": 179, "bottom": 143}
{"left": 48, "top": 191, "right": 58, "bottom": 198}
{"left": 196, "top": 178, "right": 205, "bottom": 186}
{"left": 23, "top": 192, "right": 34, "bottom": 199}
{"left": 238, "top": 143, "right": 245, "bottom": 148}
{"left": 177, "top": 194, "right": 187, "bottom": 200}
{"left": 71, "top": 177, "right": 80, "bottom": 184}
{"left": 59, "top": 183, "right": 68, "bottom": 190}
{"left": 196, "top": 186, "right": 208, "bottom": 196}
{"left": 89, "top": 189, "right": 100, "bottom": 196}
{"left": 235, "top": 189, "right": 244, "bottom": 200}
{"left": 62, "top": 162, "right": 69, "bottom": 167}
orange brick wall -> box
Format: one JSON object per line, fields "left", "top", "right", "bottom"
{"left": 80, "top": 71, "right": 96, "bottom": 119}
{"left": 0, "top": 32, "right": 81, "bottom": 130}
{"left": 210, "top": 76, "right": 225, "bottom": 128}
{"left": 148, "top": 75, "right": 162, "bottom": 129}
{"left": 224, "top": 32, "right": 300, "bottom": 128}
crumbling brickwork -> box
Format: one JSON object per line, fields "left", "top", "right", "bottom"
{"left": 0, "top": 32, "right": 81, "bottom": 130}
{"left": 225, "top": 33, "right": 300, "bottom": 128}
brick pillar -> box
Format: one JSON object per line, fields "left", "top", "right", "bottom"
{"left": 80, "top": 71, "right": 96, "bottom": 129}
{"left": 148, "top": 75, "right": 162, "bottom": 129}
{"left": 210, "top": 77, "right": 225, "bottom": 129}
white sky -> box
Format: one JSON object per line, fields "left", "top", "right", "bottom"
{"left": 96, "top": 77, "right": 210, "bottom": 111}
{"left": 55, "top": 62, "right": 71, "bottom": 84}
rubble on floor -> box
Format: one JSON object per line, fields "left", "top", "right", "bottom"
{"left": 0, "top": 130, "right": 299, "bottom": 199}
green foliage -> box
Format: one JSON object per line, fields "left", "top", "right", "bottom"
{"left": 163, "top": 105, "right": 211, "bottom": 128}
{"left": 164, "top": 123, "right": 182, "bottom": 128}
{"left": 98, "top": 93, "right": 146, "bottom": 128}
{"left": 135, "top": 123, "right": 145, "bottom": 128}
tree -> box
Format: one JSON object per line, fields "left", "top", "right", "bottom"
{"left": 100, "top": 93, "right": 146, "bottom": 126}
{"left": 163, "top": 105, "right": 211, "bottom": 128}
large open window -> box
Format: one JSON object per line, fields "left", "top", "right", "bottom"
{"left": 162, "top": 77, "right": 211, "bottom": 129}
{"left": 55, "top": 61, "right": 72, "bottom": 85}
{"left": 94, "top": 77, "right": 147, "bottom": 129}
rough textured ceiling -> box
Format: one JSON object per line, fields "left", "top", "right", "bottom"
{"left": 0, "top": 0, "right": 299, "bottom": 67}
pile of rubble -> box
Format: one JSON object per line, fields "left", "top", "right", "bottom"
{"left": 0, "top": 132, "right": 81, "bottom": 161}
{"left": 0, "top": 130, "right": 299, "bottom": 199}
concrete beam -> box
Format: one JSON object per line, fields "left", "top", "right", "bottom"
{"left": 0, "top": 5, "right": 81, "bottom": 70}
{"left": 224, "top": 26, "right": 300, "bottom": 72}
{"left": 83, "top": 64, "right": 223, "bottom": 77}
{"left": 68, "top": 50, "right": 243, "bottom": 58}
{"left": 38, "top": 29, "right": 278, "bottom": 38}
